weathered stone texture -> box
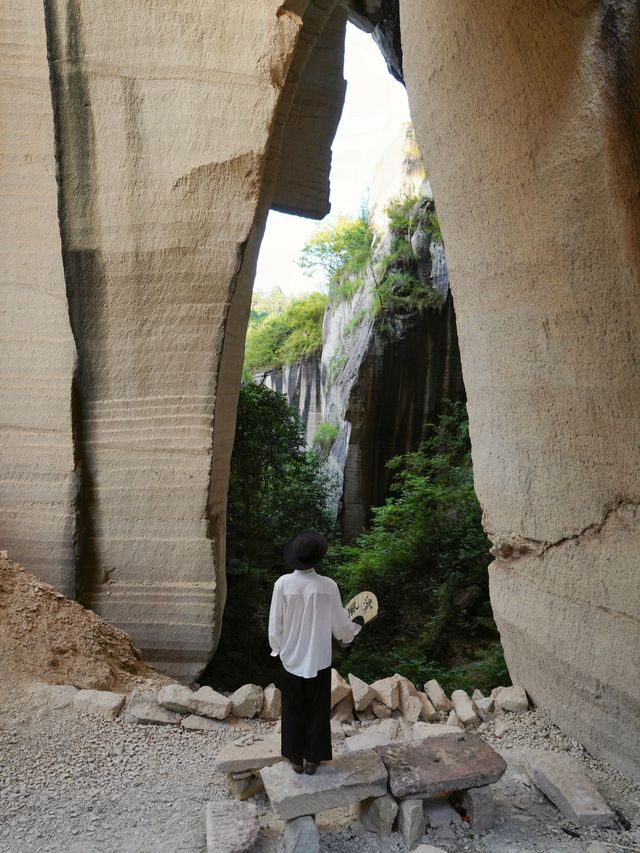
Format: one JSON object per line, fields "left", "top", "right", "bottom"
{"left": 402, "top": 0, "right": 640, "bottom": 780}
{"left": 0, "top": 0, "right": 77, "bottom": 594}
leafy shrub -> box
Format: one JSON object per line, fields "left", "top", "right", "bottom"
{"left": 325, "top": 403, "right": 507, "bottom": 694}
{"left": 299, "top": 212, "right": 374, "bottom": 303}
{"left": 244, "top": 291, "right": 328, "bottom": 373}
{"left": 312, "top": 422, "right": 339, "bottom": 454}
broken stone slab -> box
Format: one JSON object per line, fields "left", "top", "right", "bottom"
{"left": 188, "top": 686, "right": 232, "bottom": 720}
{"left": 451, "top": 690, "right": 480, "bottom": 727}
{"left": 357, "top": 793, "right": 398, "bottom": 837}
{"left": 28, "top": 682, "right": 78, "bottom": 710}
{"left": 123, "top": 699, "right": 179, "bottom": 726}
{"left": 495, "top": 685, "right": 529, "bottom": 713}
{"left": 230, "top": 684, "right": 264, "bottom": 718}
{"left": 225, "top": 771, "right": 264, "bottom": 802}
{"left": 397, "top": 798, "right": 425, "bottom": 850}
{"left": 330, "top": 669, "right": 351, "bottom": 708}
{"left": 260, "top": 683, "right": 281, "bottom": 720}
{"left": 424, "top": 680, "right": 453, "bottom": 713}
{"left": 370, "top": 674, "right": 399, "bottom": 709}
{"left": 260, "top": 749, "right": 388, "bottom": 820}
{"left": 523, "top": 749, "right": 616, "bottom": 827}
{"left": 345, "top": 718, "right": 404, "bottom": 752}
{"left": 417, "top": 691, "right": 438, "bottom": 722}
{"left": 460, "top": 786, "right": 495, "bottom": 834}
{"left": 157, "top": 683, "right": 193, "bottom": 713}
{"left": 349, "top": 673, "right": 376, "bottom": 711}
{"left": 215, "top": 732, "right": 284, "bottom": 773}
{"left": 284, "top": 814, "right": 319, "bottom": 853}
{"left": 413, "top": 722, "right": 467, "bottom": 740}
{"left": 424, "top": 797, "right": 463, "bottom": 828}
{"left": 181, "top": 714, "right": 250, "bottom": 733}
{"left": 371, "top": 699, "right": 392, "bottom": 719}
{"left": 375, "top": 732, "right": 506, "bottom": 799}
{"left": 205, "top": 800, "right": 259, "bottom": 853}
{"left": 331, "top": 694, "right": 354, "bottom": 724}
{"left": 73, "top": 689, "right": 125, "bottom": 719}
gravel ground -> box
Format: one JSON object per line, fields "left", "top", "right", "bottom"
{"left": 1, "top": 678, "right": 638, "bottom": 853}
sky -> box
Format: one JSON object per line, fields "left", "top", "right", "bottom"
{"left": 253, "top": 23, "right": 410, "bottom": 296}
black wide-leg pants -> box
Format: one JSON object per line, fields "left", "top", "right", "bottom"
{"left": 279, "top": 663, "right": 332, "bottom": 765}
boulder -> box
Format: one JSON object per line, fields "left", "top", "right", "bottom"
{"left": 371, "top": 700, "right": 392, "bottom": 719}
{"left": 331, "top": 694, "right": 354, "bottom": 724}
{"left": 375, "top": 733, "right": 506, "bottom": 799}
{"left": 28, "top": 682, "right": 77, "bottom": 710}
{"left": 205, "top": 801, "right": 259, "bottom": 853}
{"left": 397, "top": 799, "right": 425, "bottom": 850}
{"left": 451, "top": 690, "right": 479, "bottom": 727}
{"left": 260, "top": 750, "right": 388, "bottom": 820}
{"left": 260, "top": 684, "right": 281, "bottom": 720}
{"left": 424, "top": 680, "right": 453, "bottom": 712}
{"left": 73, "top": 689, "right": 125, "bottom": 719}
{"left": 215, "top": 733, "right": 284, "bottom": 773}
{"left": 189, "top": 686, "right": 232, "bottom": 720}
{"left": 158, "top": 683, "right": 193, "bottom": 713}
{"left": 345, "top": 719, "right": 403, "bottom": 752}
{"left": 348, "top": 673, "right": 376, "bottom": 711}
{"left": 284, "top": 815, "right": 319, "bottom": 853}
{"left": 357, "top": 793, "right": 398, "bottom": 837}
{"left": 230, "top": 684, "right": 264, "bottom": 718}
{"left": 417, "top": 692, "right": 438, "bottom": 722}
{"left": 523, "top": 750, "right": 615, "bottom": 827}
{"left": 495, "top": 686, "right": 529, "bottom": 714}
{"left": 370, "top": 675, "right": 399, "bottom": 709}
{"left": 461, "top": 786, "right": 495, "bottom": 834}
{"left": 330, "top": 669, "right": 351, "bottom": 708}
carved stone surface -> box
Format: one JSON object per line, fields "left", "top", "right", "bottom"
{"left": 205, "top": 800, "right": 259, "bottom": 853}
{"left": 375, "top": 733, "right": 506, "bottom": 799}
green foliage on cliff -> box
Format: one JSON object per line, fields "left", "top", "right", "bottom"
{"left": 327, "top": 403, "right": 508, "bottom": 694}
{"left": 244, "top": 291, "right": 328, "bottom": 374}
{"left": 206, "top": 383, "right": 336, "bottom": 688}
{"left": 312, "top": 422, "right": 339, "bottom": 454}
{"left": 299, "top": 212, "right": 374, "bottom": 303}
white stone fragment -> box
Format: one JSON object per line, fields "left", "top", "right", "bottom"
{"left": 446, "top": 710, "right": 463, "bottom": 729}
{"left": 461, "top": 786, "right": 495, "bottom": 834}
{"left": 284, "top": 814, "right": 319, "bottom": 853}
{"left": 371, "top": 699, "right": 392, "bottom": 719}
{"left": 523, "top": 750, "right": 616, "bottom": 827}
{"left": 424, "top": 679, "right": 453, "bottom": 712}
{"left": 370, "top": 675, "right": 400, "bottom": 709}
{"left": 73, "top": 689, "right": 125, "bottom": 719}
{"left": 413, "top": 722, "right": 466, "bottom": 740}
{"left": 397, "top": 798, "right": 425, "bottom": 850}
{"left": 205, "top": 800, "right": 259, "bottom": 853}
{"left": 451, "top": 690, "right": 480, "bottom": 727}
{"left": 348, "top": 673, "right": 376, "bottom": 711}
{"left": 260, "top": 684, "right": 281, "bottom": 720}
{"left": 182, "top": 714, "right": 250, "bottom": 733}
{"left": 417, "top": 691, "right": 439, "bottom": 721}
{"left": 188, "top": 686, "right": 232, "bottom": 720}
{"left": 331, "top": 694, "right": 354, "bottom": 724}
{"left": 158, "top": 683, "right": 193, "bottom": 713}
{"left": 495, "top": 685, "right": 529, "bottom": 713}
{"left": 28, "top": 682, "right": 78, "bottom": 710}
{"left": 345, "top": 718, "right": 403, "bottom": 752}
{"left": 230, "top": 684, "right": 264, "bottom": 718}
{"left": 330, "top": 669, "right": 351, "bottom": 708}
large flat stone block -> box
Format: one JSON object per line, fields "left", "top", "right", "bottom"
{"left": 215, "top": 733, "right": 283, "bottom": 773}
{"left": 375, "top": 732, "right": 506, "bottom": 799}
{"left": 260, "top": 750, "right": 388, "bottom": 820}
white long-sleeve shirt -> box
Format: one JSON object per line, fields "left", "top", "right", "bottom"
{"left": 268, "top": 569, "right": 362, "bottom": 678}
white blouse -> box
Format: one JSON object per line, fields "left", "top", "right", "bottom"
{"left": 268, "top": 569, "right": 362, "bottom": 678}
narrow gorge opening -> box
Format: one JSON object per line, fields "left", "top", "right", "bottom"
{"left": 204, "top": 23, "right": 506, "bottom": 696}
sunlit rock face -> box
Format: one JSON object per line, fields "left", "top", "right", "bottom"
{"left": 402, "top": 0, "right": 640, "bottom": 780}
{"left": 0, "top": 0, "right": 347, "bottom": 681}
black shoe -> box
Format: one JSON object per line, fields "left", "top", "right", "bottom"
{"left": 304, "top": 761, "right": 319, "bottom": 775}
{"left": 290, "top": 761, "right": 304, "bottom": 774}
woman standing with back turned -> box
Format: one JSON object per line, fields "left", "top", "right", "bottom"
{"left": 268, "top": 530, "right": 362, "bottom": 775}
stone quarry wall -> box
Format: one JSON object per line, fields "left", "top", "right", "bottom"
{"left": 402, "top": 0, "right": 640, "bottom": 780}
{"left": 1, "top": 0, "right": 348, "bottom": 682}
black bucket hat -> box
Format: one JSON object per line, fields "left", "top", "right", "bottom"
{"left": 283, "top": 531, "right": 328, "bottom": 571}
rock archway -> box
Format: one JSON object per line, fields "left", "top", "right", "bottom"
{"left": 1, "top": 0, "right": 638, "bottom": 779}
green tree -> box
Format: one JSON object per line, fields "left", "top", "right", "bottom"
{"left": 327, "top": 403, "right": 508, "bottom": 693}
{"left": 299, "top": 212, "right": 374, "bottom": 301}
{"left": 205, "top": 383, "right": 335, "bottom": 688}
